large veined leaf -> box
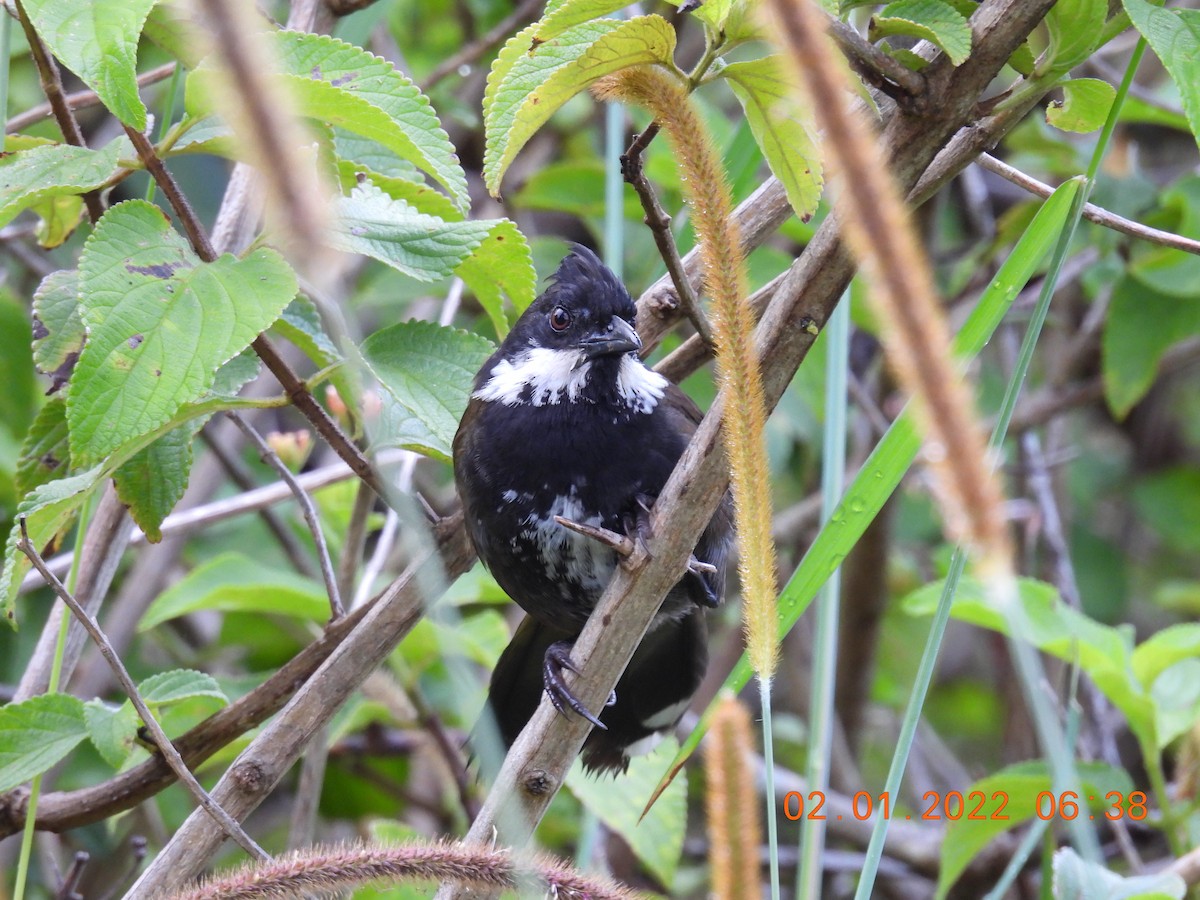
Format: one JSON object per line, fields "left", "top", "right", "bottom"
{"left": 0, "top": 139, "right": 125, "bottom": 230}
{"left": 1124, "top": 0, "right": 1200, "bottom": 154}
{"left": 359, "top": 320, "right": 495, "bottom": 461}
{"left": 723, "top": 56, "right": 824, "bottom": 222}
{"left": 22, "top": 0, "right": 157, "bottom": 129}
{"left": 68, "top": 200, "right": 297, "bottom": 467}
{"left": 31, "top": 269, "right": 84, "bottom": 394}
{"left": 330, "top": 183, "right": 495, "bottom": 281}
{"left": 0, "top": 693, "right": 89, "bottom": 792}
{"left": 483, "top": 15, "right": 676, "bottom": 195}
{"left": 186, "top": 30, "right": 468, "bottom": 212}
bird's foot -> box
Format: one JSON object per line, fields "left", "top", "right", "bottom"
{"left": 544, "top": 641, "right": 613, "bottom": 729}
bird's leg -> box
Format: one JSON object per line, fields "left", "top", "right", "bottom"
{"left": 627, "top": 494, "right": 716, "bottom": 582}
{"left": 543, "top": 640, "right": 613, "bottom": 729}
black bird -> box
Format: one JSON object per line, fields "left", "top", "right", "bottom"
{"left": 453, "top": 244, "right": 733, "bottom": 773}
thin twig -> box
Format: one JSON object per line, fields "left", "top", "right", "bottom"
{"left": 5, "top": 62, "right": 176, "bottom": 133}
{"left": 337, "top": 480, "right": 377, "bottom": 601}
{"left": 55, "top": 851, "right": 88, "bottom": 900}
{"left": 226, "top": 412, "right": 344, "bottom": 619}
{"left": 977, "top": 152, "right": 1200, "bottom": 256}
{"left": 199, "top": 427, "right": 320, "bottom": 580}
{"left": 121, "top": 122, "right": 383, "bottom": 498}
{"left": 552, "top": 516, "right": 634, "bottom": 557}
{"left": 16, "top": 519, "right": 271, "bottom": 862}
{"left": 621, "top": 140, "right": 714, "bottom": 346}
{"left": 12, "top": 0, "right": 104, "bottom": 223}
{"left": 827, "top": 16, "right": 925, "bottom": 103}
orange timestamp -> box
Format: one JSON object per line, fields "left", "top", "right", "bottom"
{"left": 782, "top": 790, "right": 1149, "bottom": 822}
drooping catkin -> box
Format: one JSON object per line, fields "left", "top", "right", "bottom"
{"left": 168, "top": 841, "right": 641, "bottom": 900}
{"left": 761, "top": 0, "right": 1012, "bottom": 574}
{"left": 705, "top": 695, "right": 763, "bottom": 900}
{"left": 592, "top": 67, "right": 780, "bottom": 680}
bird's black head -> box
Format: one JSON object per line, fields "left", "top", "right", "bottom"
{"left": 470, "top": 244, "right": 664, "bottom": 410}
{"left": 504, "top": 243, "right": 641, "bottom": 360}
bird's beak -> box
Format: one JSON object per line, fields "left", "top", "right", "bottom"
{"left": 580, "top": 316, "right": 642, "bottom": 359}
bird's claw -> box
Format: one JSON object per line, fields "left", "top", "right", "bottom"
{"left": 544, "top": 641, "right": 608, "bottom": 730}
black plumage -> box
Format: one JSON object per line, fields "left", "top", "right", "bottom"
{"left": 453, "top": 244, "right": 732, "bottom": 773}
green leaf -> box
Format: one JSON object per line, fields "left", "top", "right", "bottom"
{"left": 1133, "top": 468, "right": 1200, "bottom": 555}
{"left": 140, "top": 552, "right": 330, "bottom": 631}
{"left": 1123, "top": 0, "right": 1200, "bottom": 154}
{"left": 654, "top": 181, "right": 1081, "bottom": 798}
{"left": 189, "top": 31, "right": 468, "bottom": 212}
{"left": 83, "top": 699, "right": 140, "bottom": 768}
{"left": 0, "top": 292, "right": 36, "bottom": 442}
{"left": 723, "top": 56, "right": 824, "bottom": 223}
{"left": 513, "top": 160, "right": 642, "bottom": 219}
{"left": 138, "top": 669, "right": 229, "bottom": 708}
{"left": 3, "top": 466, "right": 106, "bottom": 627}
{"left": 455, "top": 219, "right": 537, "bottom": 338}
{"left": 936, "top": 762, "right": 1133, "bottom": 899}
{"left": 143, "top": 1, "right": 204, "bottom": 68}
{"left": 30, "top": 193, "right": 86, "bottom": 249}
{"left": 1042, "top": 0, "right": 1107, "bottom": 76}
{"left": 68, "top": 200, "right": 297, "bottom": 467}
{"left": 484, "top": 15, "right": 677, "bottom": 195}
{"left": 1131, "top": 623, "right": 1200, "bottom": 687}
{"left": 112, "top": 426, "right": 194, "bottom": 543}
{"left": 538, "top": 0, "right": 635, "bottom": 38}
{"left": 0, "top": 693, "right": 89, "bottom": 792}
{"left": 1052, "top": 847, "right": 1185, "bottom": 899}
{"left": 330, "top": 183, "right": 496, "bottom": 281}
{"left": 1102, "top": 276, "right": 1200, "bottom": 418}
{"left": 870, "top": 0, "right": 972, "bottom": 66}
{"left": 359, "top": 320, "right": 495, "bottom": 461}
{"left": 1149, "top": 659, "right": 1200, "bottom": 746}
{"left": 1047, "top": 78, "right": 1117, "bottom": 133}
{"left": 566, "top": 738, "right": 687, "bottom": 888}
{"left": 1127, "top": 177, "right": 1200, "bottom": 299}
{"left": 334, "top": 159, "right": 464, "bottom": 223}
{"left": 31, "top": 269, "right": 84, "bottom": 394}
{"left": 22, "top": 0, "right": 156, "bottom": 129}
{"left": 0, "top": 139, "right": 125, "bottom": 230}
{"left": 16, "top": 397, "right": 70, "bottom": 496}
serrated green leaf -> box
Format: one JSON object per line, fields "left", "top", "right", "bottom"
{"left": 112, "top": 426, "right": 194, "bottom": 543}
{"left": 187, "top": 31, "right": 468, "bottom": 212}
{"left": 273, "top": 297, "right": 340, "bottom": 369}
{"left": 138, "top": 669, "right": 229, "bottom": 707}
{"left": 1052, "top": 847, "right": 1185, "bottom": 899}
{"left": 455, "top": 219, "right": 537, "bottom": 338}
{"left": 330, "top": 183, "right": 495, "bottom": 281}
{"left": 1102, "top": 276, "right": 1200, "bottom": 419}
{"left": 360, "top": 320, "right": 494, "bottom": 461}
{"left": 68, "top": 200, "right": 297, "bottom": 467}
{"left": 484, "top": 15, "right": 676, "bottom": 195}
{"left": 22, "top": 0, "right": 156, "bottom": 129}
{"left": 936, "top": 762, "right": 1133, "bottom": 899}
{"left": 3, "top": 466, "right": 106, "bottom": 627}
{"left": 566, "top": 738, "right": 686, "bottom": 887}
{"left": 0, "top": 693, "right": 89, "bottom": 791}
{"left": 1047, "top": 78, "right": 1117, "bottom": 133}
{"left": 0, "top": 139, "right": 124, "bottom": 231}
{"left": 140, "top": 552, "right": 330, "bottom": 631}
{"left": 539, "top": 0, "right": 636, "bottom": 38}
{"left": 16, "top": 397, "right": 70, "bottom": 496}
{"left": 334, "top": 160, "right": 464, "bottom": 222}
{"left": 1042, "top": 0, "right": 1108, "bottom": 77}
{"left": 84, "top": 699, "right": 140, "bottom": 768}
{"left": 31, "top": 269, "right": 84, "bottom": 394}
{"left": 1124, "top": 0, "right": 1200, "bottom": 155}
{"left": 723, "top": 56, "right": 823, "bottom": 222}
{"left": 483, "top": 22, "right": 541, "bottom": 126}
{"left": 870, "top": 0, "right": 972, "bottom": 66}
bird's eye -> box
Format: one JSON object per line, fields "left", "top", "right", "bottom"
{"left": 549, "top": 306, "right": 572, "bottom": 332}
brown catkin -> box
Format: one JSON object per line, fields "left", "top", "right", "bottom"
{"left": 593, "top": 66, "right": 780, "bottom": 680}
{"left": 761, "top": 0, "right": 1012, "bottom": 571}
{"left": 705, "top": 695, "right": 763, "bottom": 900}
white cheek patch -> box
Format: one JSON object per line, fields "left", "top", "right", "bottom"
{"left": 616, "top": 355, "right": 668, "bottom": 413}
{"left": 473, "top": 348, "right": 591, "bottom": 406}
